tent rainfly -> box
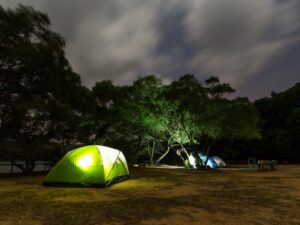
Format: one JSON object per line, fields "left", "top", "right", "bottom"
{"left": 43, "top": 145, "right": 129, "bottom": 187}
{"left": 198, "top": 152, "right": 226, "bottom": 168}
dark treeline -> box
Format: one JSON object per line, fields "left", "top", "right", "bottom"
{"left": 0, "top": 6, "right": 299, "bottom": 174}
{"left": 253, "top": 85, "right": 300, "bottom": 162}
{"left": 216, "top": 83, "right": 300, "bottom": 163}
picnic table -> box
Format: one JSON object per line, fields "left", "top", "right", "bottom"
{"left": 248, "top": 158, "right": 276, "bottom": 171}
{"left": 257, "top": 160, "right": 276, "bottom": 171}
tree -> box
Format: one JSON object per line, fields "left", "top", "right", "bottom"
{"left": 254, "top": 83, "right": 300, "bottom": 161}
{"left": 90, "top": 80, "right": 121, "bottom": 144}
{"left": 115, "top": 76, "right": 167, "bottom": 164}
{"left": 0, "top": 5, "right": 88, "bottom": 173}
{"left": 114, "top": 74, "right": 260, "bottom": 168}
{"left": 168, "top": 75, "right": 260, "bottom": 168}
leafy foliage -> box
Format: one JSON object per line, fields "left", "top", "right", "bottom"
{"left": 254, "top": 83, "right": 300, "bottom": 161}
{"left": 0, "top": 5, "right": 90, "bottom": 173}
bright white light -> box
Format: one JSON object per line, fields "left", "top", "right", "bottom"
{"left": 188, "top": 155, "right": 196, "bottom": 169}
{"left": 77, "top": 154, "right": 93, "bottom": 169}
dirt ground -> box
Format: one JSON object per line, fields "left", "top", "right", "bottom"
{"left": 0, "top": 165, "right": 299, "bottom": 225}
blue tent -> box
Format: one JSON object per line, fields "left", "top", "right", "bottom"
{"left": 198, "top": 153, "right": 226, "bottom": 168}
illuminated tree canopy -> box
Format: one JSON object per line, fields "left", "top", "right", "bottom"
{"left": 104, "top": 74, "right": 260, "bottom": 168}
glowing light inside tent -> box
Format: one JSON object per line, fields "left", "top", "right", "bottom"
{"left": 207, "top": 159, "right": 214, "bottom": 168}
{"left": 99, "top": 147, "right": 118, "bottom": 167}
{"left": 189, "top": 155, "right": 196, "bottom": 169}
{"left": 77, "top": 154, "right": 93, "bottom": 169}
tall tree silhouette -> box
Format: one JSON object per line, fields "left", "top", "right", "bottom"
{"left": 0, "top": 5, "right": 89, "bottom": 173}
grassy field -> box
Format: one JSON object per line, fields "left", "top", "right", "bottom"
{"left": 0, "top": 166, "right": 299, "bottom": 225}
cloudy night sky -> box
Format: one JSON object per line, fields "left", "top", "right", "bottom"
{"left": 1, "top": 0, "right": 300, "bottom": 99}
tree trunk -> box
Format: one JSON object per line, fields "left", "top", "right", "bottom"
{"left": 203, "top": 146, "right": 211, "bottom": 169}
{"left": 13, "top": 160, "right": 35, "bottom": 174}
{"left": 135, "top": 133, "right": 144, "bottom": 157}
{"left": 150, "top": 140, "right": 156, "bottom": 165}
{"left": 146, "top": 143, "right": 154, "bottom": 165}
{"left": 10, "top": 159, "right": 14, "bottom": 174}
{"left": 155, "top": 146, "right": 170, "bottom": 164}
{"left": 174, "top": 143, "right": 191, "bottom": 168}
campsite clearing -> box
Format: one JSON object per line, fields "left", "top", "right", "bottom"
{"left": 0, "top": 165, "right": 299, "bottom": 225}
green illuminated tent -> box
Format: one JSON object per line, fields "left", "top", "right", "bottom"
{"left": 43, "top": 145, "right": 129, "bottom": 187}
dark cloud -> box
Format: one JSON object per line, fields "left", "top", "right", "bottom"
{"left": 184, "top": 0, "right": 300, "bottom": 91}
{"left": 1, "top": 0, "right": 300, "bottom": 99}
{"left": 154, "top": 6, "right": 199, "bottom": 80}
{"left": 239, "top": 40, "right": 300, "bottom": 100}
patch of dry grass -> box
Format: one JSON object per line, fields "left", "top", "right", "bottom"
{"left": 0, "top": 166, "right": 299, "bottom": 225}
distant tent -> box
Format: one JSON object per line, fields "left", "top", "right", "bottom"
{"left": 43, "top": 145, "right": 129, "bottom": 187}
{"left": 198, "top": 153, "right": 226, "bottom": 169}
{"left": 207, "top": 156, "right": 226, "bottom": 168}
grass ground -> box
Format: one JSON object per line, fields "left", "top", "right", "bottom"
{"left": 0, "top": 165, "right": 299, "bottom": 225}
